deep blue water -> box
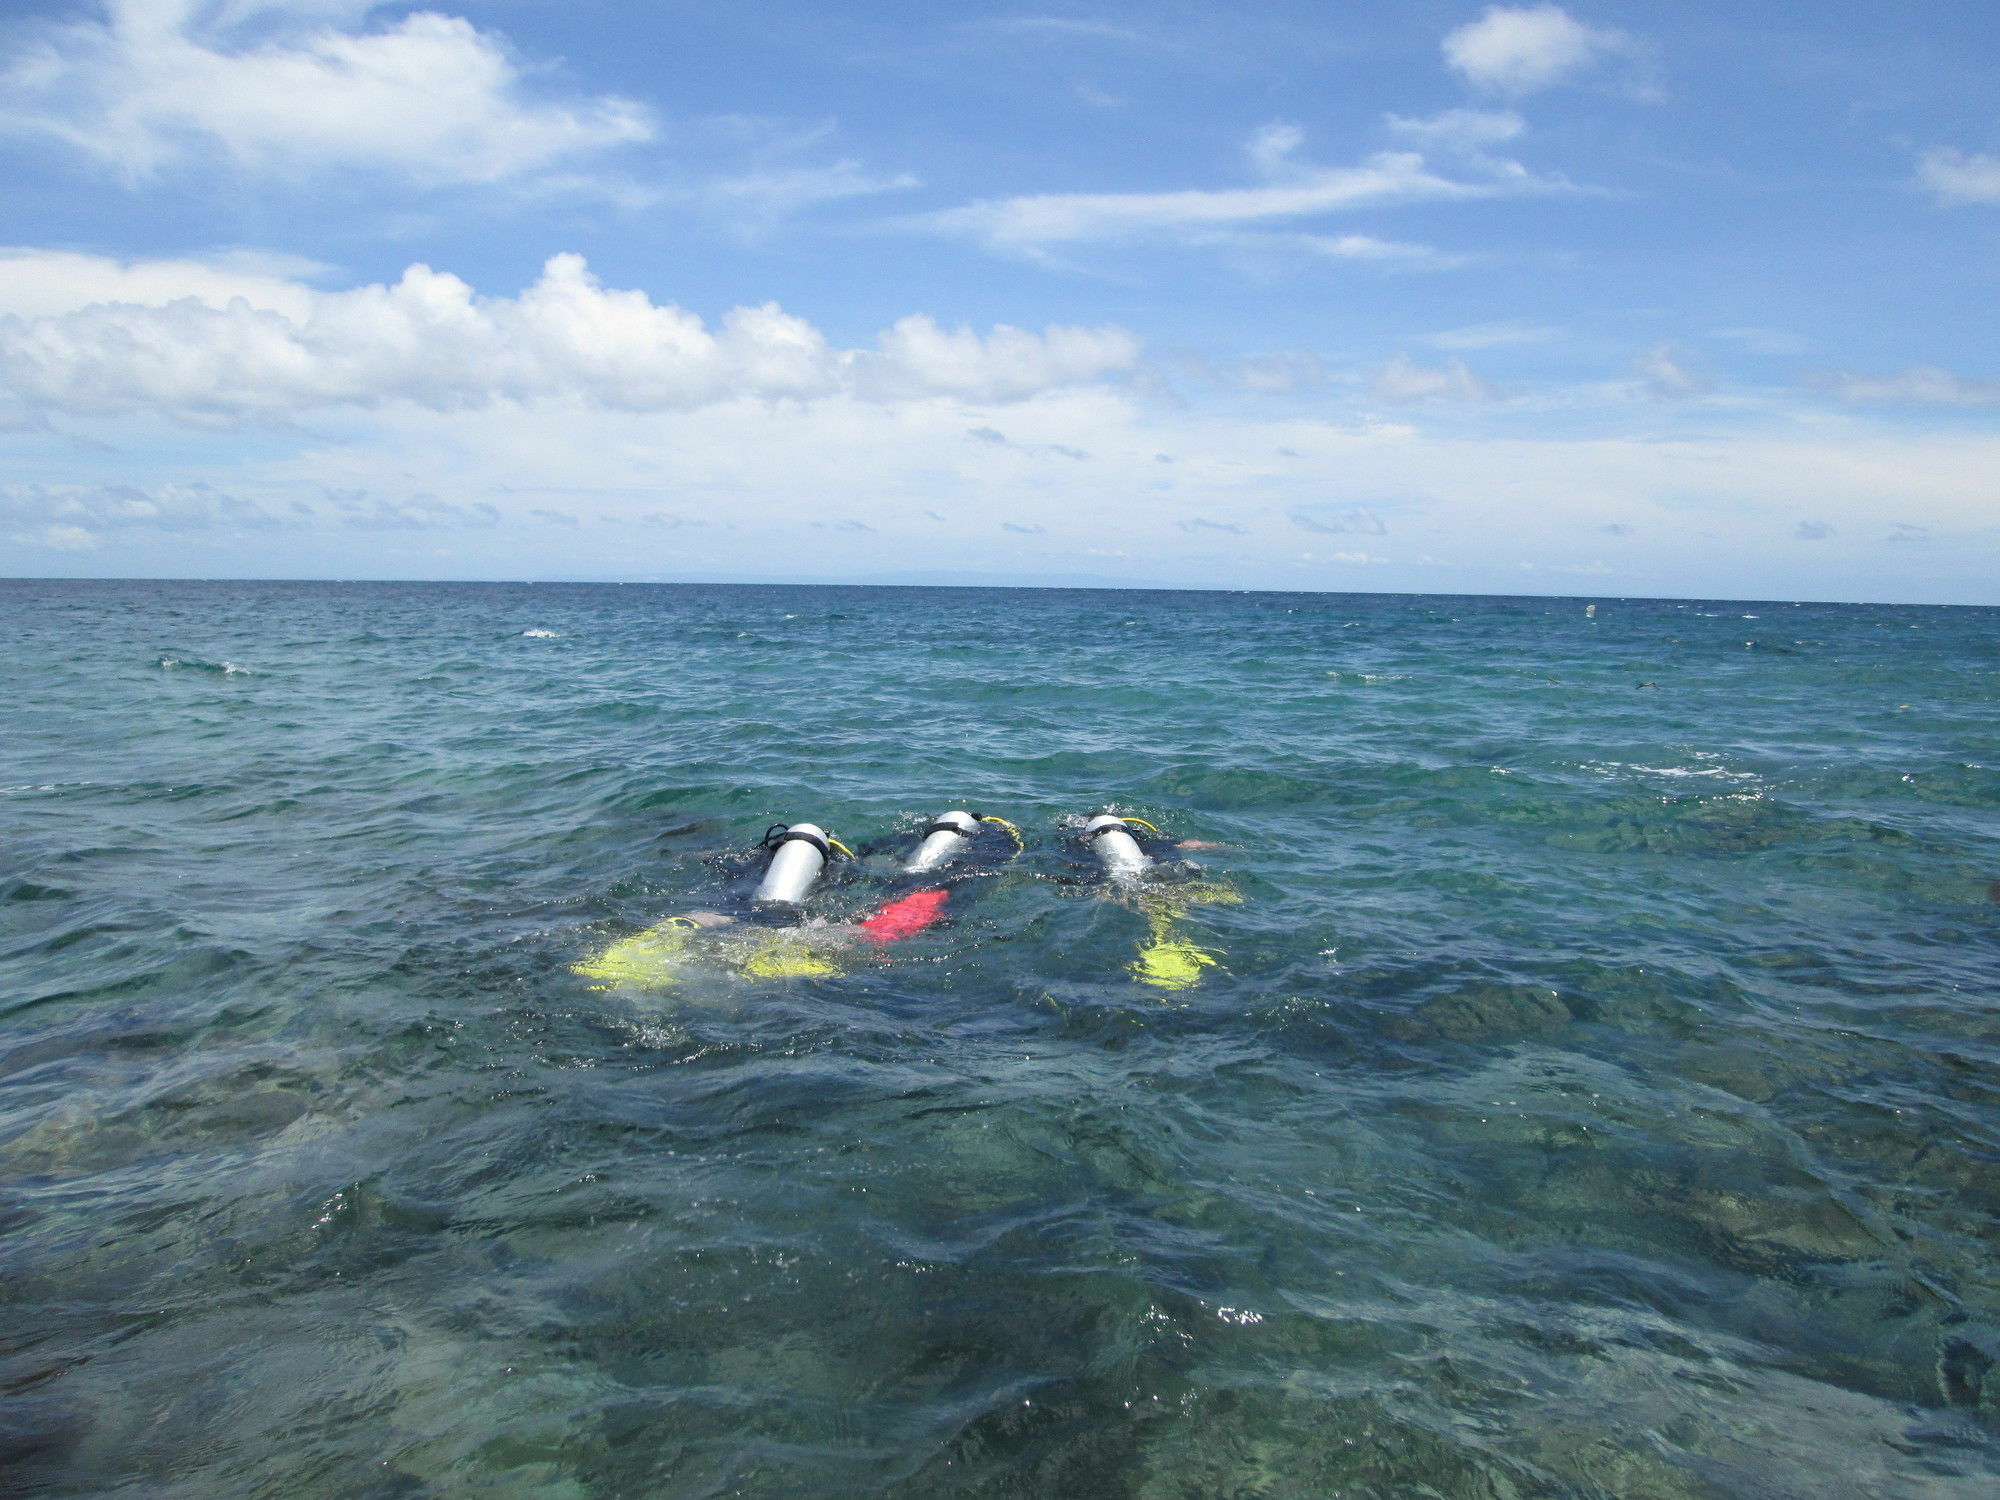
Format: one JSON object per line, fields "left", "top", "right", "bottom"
{"left": 3, "top": 579, "right": 1999, "bottom": 1498}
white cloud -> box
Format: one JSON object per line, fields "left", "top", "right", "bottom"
{"left": 1, "top": 479, "right": 296, "bottom": 536}
{"left": 1385, "top": 108, "right": 1527, "bottom": 155}
{"left": 1815, "top": 365, "right": 2000, "bottom": 406}
{"left": 1291, "top": 504, "right": 1388, "bottom": 535}
{"left": 1916, "top": 148, "right": 2000, "bottom": 206}
{"left": 865, "top": 311, "right": 1139, "bottom": 401}
{"left": 925, "top": 121, "right": 1561, "bottom": 253}
{"left": 0, "top": 0, "right": 652, "bottom": 183}
{"left": 39, "top": 380, "right": 1996, "bottom": 599}
{"left": 14, "top": 523, "right": 101, "bottom": 551}
{"left": 1228, "top": 354, "right": 1328, "bottom": 393}
{"left": 0, "top": 246, "right": 324, "bottom": 319}
{"left": 702, "top": 160, "right": 921, "bottom": 224}
{"left": 1634, "top": 345, "right": 1711, "bottom": 399}
{"left": 1188, "top": 228, "right": 1464, "bottom": 269}
{"left": 978, "top": 17, "right": 1144, "bottom": 43}
{"left": 1296, "top": 233, "right": 1463, "bottom": 266}
{"left": 0, "top": 477, "right": 544, "bottom": 546}
{"left": 0, "top": 251, "right": 1141, "bottom": 422}
{"left": 1371, "top": 354, "right": 1499, "bottom": 403}
{"left": 1442, "top": 5, "right": 1621, "bottom": 95}
{"left": 1429, "top": 321, "right": 1559, "bottom": 349}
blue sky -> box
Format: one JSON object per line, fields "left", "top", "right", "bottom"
{"left": 1, "top": 1, "right": 1996, "bottom": 601}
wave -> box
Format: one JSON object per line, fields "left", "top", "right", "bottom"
{"left": 154, "top": 654, "right": 251, "bottom": 675}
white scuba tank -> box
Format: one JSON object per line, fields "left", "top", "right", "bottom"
{"left": 1082, "top": 814, "right": 1151, "bottom": 883}
{"left": 903, "top": 810, "right": 979, "bottom": 875}
{"left": 754, "top": 822, "right": 831, "bottom": 907}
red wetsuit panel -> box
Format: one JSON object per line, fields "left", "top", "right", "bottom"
{"left": 858, "top": 888, "right": 950, "bottom": 943}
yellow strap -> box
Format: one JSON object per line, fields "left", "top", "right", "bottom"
{"left": 980, "top": 815, "right": 1025, "bottom": 850}
{"left": 826, "top": 836, "right": 855, "bottom": 859}
{"left": 1121, "top": 816, "right": 1161, "bottom": 834}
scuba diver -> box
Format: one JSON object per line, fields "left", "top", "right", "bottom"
{"left": 573, "top": 811, "right": 1024, "bottom": 989}
{"left": 1072, "top": 814, "right": 1242, "bottom": 992}
{"left": 574, "top": 810, "right": 1239, "bottom": 995}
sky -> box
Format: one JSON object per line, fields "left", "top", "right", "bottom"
{"left": 0, "top": 1, "right": 1997, "bottom": 602}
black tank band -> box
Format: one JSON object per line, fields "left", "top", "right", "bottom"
{"left": 771, "top": 827, "right": 831, "bottom": 859}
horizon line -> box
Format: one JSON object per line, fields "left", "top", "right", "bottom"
{"left": 1, "top": 573, "right": 1992, "bottom": 610}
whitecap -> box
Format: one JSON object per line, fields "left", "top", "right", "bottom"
{"left": 156, "top": 654, "right": 253, "bottom": 676}
{"left": 520, "top": 628, "right": 562, "bottom": 638}
{"left": 1581, "top": 753, "right": 1760, "bottom": 784}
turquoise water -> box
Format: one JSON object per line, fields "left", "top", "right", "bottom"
{"left": 3, "top": 579, "right": 1998, "bottom": 1498}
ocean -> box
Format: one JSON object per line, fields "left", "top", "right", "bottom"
{"left": 3, "top": 578, "right": 1997, "bottom": 1497}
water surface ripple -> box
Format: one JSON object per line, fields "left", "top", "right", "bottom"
{"left": 3, "top": 580, "right": 1999, "bottom": 1497}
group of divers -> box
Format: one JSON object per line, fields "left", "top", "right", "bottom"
{"left": 574, "top": 812, "right": 1241, "bottom": 994}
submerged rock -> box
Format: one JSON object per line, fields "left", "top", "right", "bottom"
{"left": 1389, "top": 982, "right": 1575, "bottom": 1043}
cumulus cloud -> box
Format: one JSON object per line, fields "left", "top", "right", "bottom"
{"left": 1443, "top": 5, "right": 1622, "bottom": 95}
{"left": 925, "top": 120, "right": 1561, "bottom": 253}
{"left": 0, "top": 0, "right": 651, "bottom": 183}
{"left": 866, "top": 312, "right": 1138, "bottom": 401}
{"left": 0, "top": 480, "right": 295, "bottom": 547}
{"left": 25, "top": 523, "right": 101, "bottom": 551}
{"left": 1916, "top": 148, "right": 2000, "bottom": 206}
{"left": 1371, "top": 354, "right": 1499, "bottom": 403}
{"left": 0, "top": 478, "right": 559, "bottom": 545}
{"left": 0, "top": 251, "right": 1141, "bottom": 422}
{"left": 0, "top": 246, "right": 324, "bottom": 320}
{"left": 1814, "top": 365, "right": 2000, "bottom": 406}
{"left": 333, "top": 492, "right": 499, "bottom": 529}
{"left": 41, "top": 378, "right": 1991, "bottom": 585}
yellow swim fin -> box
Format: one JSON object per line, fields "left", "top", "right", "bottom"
{"left": 1127, "top": 882, "right": 1241, "bottom": 991}
{"left": 573, "top": 916, "right": 701, "bottom": 989}
{"left": 738, "top": 932, "right": 842, "bottom": 979}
